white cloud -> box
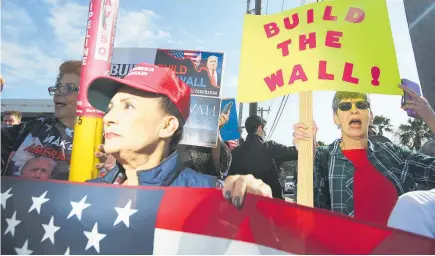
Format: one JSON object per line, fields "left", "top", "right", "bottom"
{"left": 115, "top": 9, "right": 171, "bottom": 47}
{"left": 46, "top": 2, "right": 88, "bottom": 58}
{"left": 46, "top": 2, "right": 172, "bottom": 58}
{"left": 1, "top": 0, "right": 173, "bottom": 97}
{"left": 1, "top": 41, "right": 62, "bottom": 89}
{"left": 214, "top": 31, "right": 224, "bottom": 37}
{"left": 2, "top": 2, "right": 37, "bottom": 37}
{"left": 1, "top": 2, "right": 62, "bottom": 92}
{"left": 222, "top": 74, "right": 239, "bottom": 98}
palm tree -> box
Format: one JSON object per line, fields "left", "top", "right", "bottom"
{"left": 372, "top": 115, "right": 394, "bottom": 136}
{"left": 395, "top": 118, "right": 432, "bottom": 151}
{"left": 317, "top": 141, "right": 326, "bottom": 146}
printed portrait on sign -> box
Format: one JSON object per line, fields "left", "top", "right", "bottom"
{"left": 154, "top": 49, "right": 224, "bottom": 97}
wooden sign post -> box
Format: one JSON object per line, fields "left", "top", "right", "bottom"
{"left": 296, "top": 91, "right": 314, "bottom": 207}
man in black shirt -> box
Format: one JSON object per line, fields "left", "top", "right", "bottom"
{"left": 229, "top": 115, "right": 298, "bottom": 199}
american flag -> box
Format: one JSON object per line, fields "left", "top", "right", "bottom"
{"left": 163, "top": 49, "right": 200, "bottom": 61}
{"left": 2, "top": 177, "right": 435, "bottom": 254}
{"left": 226, "top": 140, "right": 239, "bottom": 151}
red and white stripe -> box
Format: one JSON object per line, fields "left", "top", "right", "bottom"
{"left": 226, "top": 140, "right": 239, "bottom": 151}
{"left": 184, "top": 51, "right": 200, "bottom": 60}
{"left": 152, "top": 188, "right": 435, "bottom": 254}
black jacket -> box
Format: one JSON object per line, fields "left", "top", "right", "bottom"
{"left": 228, "top": 134, "right": 298, "bottom": 199}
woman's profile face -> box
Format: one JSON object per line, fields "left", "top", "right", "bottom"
{"left": 103, "top": 86, "right": 165, "bottom": 155}
{"left": 333, "top": 97, "right": 372, "bottom": 140}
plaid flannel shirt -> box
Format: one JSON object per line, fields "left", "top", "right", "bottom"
{"left": 313, "top": 139, "right": 435, "bottom": 216}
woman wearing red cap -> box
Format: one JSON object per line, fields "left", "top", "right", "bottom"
{"left": 86, "top": 63, "right": 272, "bottom": 208}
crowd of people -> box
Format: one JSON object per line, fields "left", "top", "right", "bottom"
{"left": 1, "top": 59, "right": 435, "bottom": 240}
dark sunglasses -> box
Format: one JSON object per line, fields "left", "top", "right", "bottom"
{"left": 48, "top": 83, "right": 79, "bottom": 96}
{"left": 338, "top": 101, "right": 370, "bottom": 111}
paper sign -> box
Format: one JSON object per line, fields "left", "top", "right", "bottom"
{"left": 181, "top": 96, "right": 221, "bottom": 148}
{"left": 155, "top": 49, "right": 224, "bottom": 97}
{"left": 237, "top": 0, "right": 401, "bottom": 102}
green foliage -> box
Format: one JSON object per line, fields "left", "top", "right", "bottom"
{"left": 373, "top": 115, "right": 393, "bottom": 136}
{"left": 395, "top": 118, "right": 432, "bottom": 150}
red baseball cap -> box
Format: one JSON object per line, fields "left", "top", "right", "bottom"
{"left": 87, "top": 63, "right": 191, "bottom": 121}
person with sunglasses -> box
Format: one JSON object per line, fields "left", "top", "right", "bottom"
{"left": 292, "top": 88, "right": 435, "bottom": 226}
{"left": 1, "top": 60, "right": 81, "bottom": 179}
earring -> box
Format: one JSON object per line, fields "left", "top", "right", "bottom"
{"left": 337, "top": 124, "right": 341, "bottom": 129}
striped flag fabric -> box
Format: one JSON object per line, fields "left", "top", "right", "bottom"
{"left": 164, "top": 49, "right": 200, "bottom": 61}
{"left": 226, "top": 140, "right": 239, "bottom": 151}
{"left": 1, "top": 177, "right": 434, "bottom": 254}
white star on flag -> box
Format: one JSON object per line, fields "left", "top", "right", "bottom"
{"left": 41, "top": 216, "right": 60, "bottom": 245}
{"left": 64, "top": 247, "right": 70, "bottom": 255}
{"left": 83, "top": 223, "right": 106, "bottom": 253}
{"left": 15, "top": 239, "right": 33, "bottom": 255}
{"left": 28, "top": 191, "right": 50, "bottom": 214}
{"left": 67, "top": 195, "right": 91, "bottom": 221}
{"left": 4, "top": 211, "right": 21, "bottom": 237}
{"left": 113, "top": 200, "right": 138, "bottom": 228}
{"left": 1, "top": 187, "right": 13, "bottom": 210}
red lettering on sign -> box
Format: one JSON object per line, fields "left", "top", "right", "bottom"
{"left": 318, "top": 60, "right": 334, "bottom": 80}
{"left": 325, "top": 30, "right": 343, "bottom": 48}
{"left": 299, "top": 32, "right": 316, "bottom": 51}
{"left": 323, "top": 6, "right": 338, "bottom": 21}
{"left": 180, "top": 66, "right": 187, "bottom": 75}
{"left": 307, "top": 9, "right": 314, "bottom": 24}
{"left": 264, "top": 69, "right": 284, "bottom": 92}
{"left": 99, "top": 47, "right": 107, "bottom": 56}
{"left": 277, "top": 39, "right": 292, "bottom": 57}
{"left": 342, "top": 62, "right": 359, "bottom": 84}
{"left": 283, "top": 14, "right": 299, "bottom": 29}
{"left": 264, "top": 22, "right": 280, "bottom": 38}
{"left": 346, "top": 7, "right": 365, "bottom": 23}
{"left": 288, "top": 64, "right": 308, "bottom": 84}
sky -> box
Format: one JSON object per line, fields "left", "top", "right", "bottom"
{"left": 0, "top": 0, "right": 425, "bottom": 146}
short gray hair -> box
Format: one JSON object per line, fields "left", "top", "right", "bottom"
{"left": 207, "top": 55, "right": 218, "bottom": 62}
{"left": 332, "top": 91, "right": 371, "bottom": 113}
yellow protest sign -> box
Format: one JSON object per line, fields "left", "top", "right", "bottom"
{"left": 236, "top": 0, "right": 401, "bottom": 103}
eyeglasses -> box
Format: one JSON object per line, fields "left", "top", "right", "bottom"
{"left": 48, "top": 83, "right": 79, "bottom": 96}
{"left": 337, "top": 101, "right": 370, "bottom": 111}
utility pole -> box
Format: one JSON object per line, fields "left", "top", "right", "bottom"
{"left": 239, "top": 0, "right": 252, "bottom": 135}
{"left": 257, "top": 106, "right": 270, "bottom": 119}
{"left": 238, "top": 102, "right": 244, "bottom": 132}
{"left": 248, "top": 0, "right": 261, "bottom": 117}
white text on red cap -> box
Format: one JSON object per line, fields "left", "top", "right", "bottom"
{"left": 126, "top": 66, "right": 155, "bottom": 77}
